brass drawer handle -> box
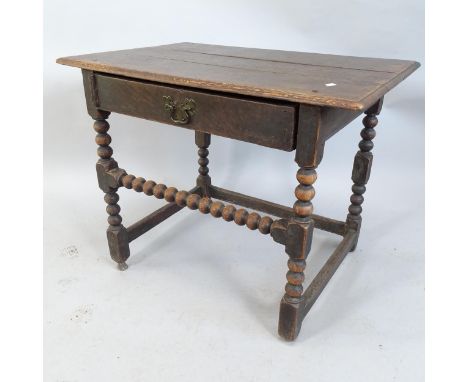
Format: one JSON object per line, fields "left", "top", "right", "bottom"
{"left": 163, "top": 95, "right": 196, "bottom": 124}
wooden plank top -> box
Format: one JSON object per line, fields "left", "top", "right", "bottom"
{"left": 57, "top": 42, "right": 420, "bottom": 110}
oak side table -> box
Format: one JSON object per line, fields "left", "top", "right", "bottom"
{"left": 57, "top": 43, "right": 419, "bottom": 341}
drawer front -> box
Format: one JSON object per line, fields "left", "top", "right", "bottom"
{"left": 93, "top": 73, "right": 297, "bottom": 151}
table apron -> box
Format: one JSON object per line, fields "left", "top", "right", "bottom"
{"left": 91, "top": 72, "right": 298, "bottom": 151}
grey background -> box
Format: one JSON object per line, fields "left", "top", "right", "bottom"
{"left": 44, "top": 1, "right": 424, "bottom": 381}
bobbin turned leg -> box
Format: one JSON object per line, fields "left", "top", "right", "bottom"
{"left": 346, "top": 98, "right": 383, "bottom": 251}
{"left": 195, "top": 131, "right": 211, "bottom": 196}
{"left": 93, "top": 114, "right": 130, "bottom": 270}
{"left": 278, "top": 166, "right": 317, "bottom": 341}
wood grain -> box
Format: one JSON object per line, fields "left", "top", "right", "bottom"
{"left": 58, "top": 42, "right": 420, "bottom": 110}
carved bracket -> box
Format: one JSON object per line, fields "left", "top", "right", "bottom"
{"left": 271, "top": 219, "right": 314, "bottom": 260}
{"left": 96, "top": 159, "right": 127, "bottom": 192}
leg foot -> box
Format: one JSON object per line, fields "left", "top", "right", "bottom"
{"left": 107, "top": 224, "right": 130, "bottom": 264}
{"left": 349, "top": 235, "right": 360, "bottom": 252}
{"left": 278, "top": 297, "right": 304, "bottom": 341}
{"left": 348, "top": 218, "right": 361, "bottom": 252}
{"left": 117, "top": 262, "right": 129, "bottom": 271}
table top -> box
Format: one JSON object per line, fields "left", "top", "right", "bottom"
{"left": 57, "top": 42, "right": 419, "bottom": 110}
